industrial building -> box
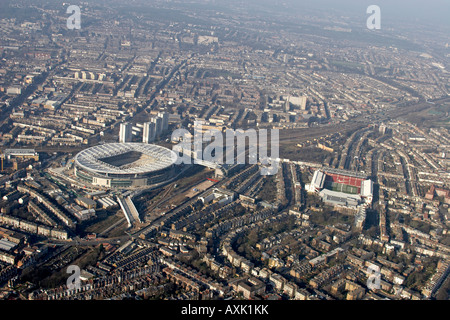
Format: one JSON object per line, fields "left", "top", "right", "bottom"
{"left": 0, "top": 148, "right": 40, "bottom": 171}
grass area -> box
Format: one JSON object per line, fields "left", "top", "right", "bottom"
{"left": 309, "top": 207, "right": 354, "bottom": 226}
{"left": 402, "top": 103, "right": 450, "bottom": 129}
{"left": 405, "top": 257, "right": 439, "bottom": 291}
{"left": 326, "top": 181, "right": 358, "bottom": 194}
{"left": 195, "top": 68, "right": 241, "bottom": 80}
{"left": 402, "top": 214, "right": 434, "bottom": 234}
{"left": 409, "top": 220, "right": 433, "bottom": 234}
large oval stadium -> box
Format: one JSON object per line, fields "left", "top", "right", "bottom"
{"left": 74, "top": 143, "right": 178, "bottom": 188}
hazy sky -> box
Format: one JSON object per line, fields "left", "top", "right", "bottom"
{"left": 260, "top": 0, "right": 450, "bottom": 27}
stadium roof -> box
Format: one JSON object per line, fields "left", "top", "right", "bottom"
{"left": 319, "top": 189, "right": 361, "bottom": 207}
{"left": 322, "top": 167, "right": 367, "bottom": 180}
{"left": 312, "top": 170, "right": 325, "bottom": 189}
{"left": 74, "top": 143, "right": 177, "bottom": 175}
{"left": 361, "top": 180, "right": 374, "bottom": 197}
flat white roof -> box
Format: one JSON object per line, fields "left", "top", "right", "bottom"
{"left": 312, "top": 170, "right": 325, "bottom": 189}
{"left": 0, "top": 238, "right": 16, "bottom": 251}
{"left": 3, "top": 148, "right": 37, "bottom": 156}
{"left": 361, "top": 179, "right": 373, "bottom": 197}
{"left": 319, "top": 188, "right": 361, "bottom": 206}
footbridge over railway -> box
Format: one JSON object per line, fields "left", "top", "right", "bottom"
{"left": 117, "top": 195, "right": 141, "bottom": 228}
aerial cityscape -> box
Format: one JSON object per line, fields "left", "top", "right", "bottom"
{"left": 0, "top": 0, "right": 449, "bottom": 306}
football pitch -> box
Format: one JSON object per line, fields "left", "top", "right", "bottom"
{"left": 326, "top": 182, "right": 359, "bottom": 194}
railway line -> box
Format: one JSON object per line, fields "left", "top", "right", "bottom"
{"left": 278, "top": 96, "right": 450, "bottom": 147}
{"left": 141, "top": 182, "right": 176, "bottom": 219}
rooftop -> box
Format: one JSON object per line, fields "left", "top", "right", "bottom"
{"left": 74, "top": 143, "right": 178, "bottom": 175}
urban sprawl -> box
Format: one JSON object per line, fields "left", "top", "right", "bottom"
{"left": 0, "top": 0, "right": 449, "bottom": 301}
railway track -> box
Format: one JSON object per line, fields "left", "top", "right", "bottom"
{"left": 142, "top": 182, "right": 176, "bottom": 217}
{"left": 278, "top": 96, "right": 450, "bottom": 145}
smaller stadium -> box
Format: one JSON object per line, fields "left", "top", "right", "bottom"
{"left": 306, "top": 168, "right": 373, "bottom": 209}
{"left": 74, "top": 143, "right": 178, "bottom": 189}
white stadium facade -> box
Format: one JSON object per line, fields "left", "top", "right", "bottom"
{"left": 306, "top": 168, "right": 374, "bottom": 209}
{"left": 74, "top": 143, "right": 178, "bottom": 188}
